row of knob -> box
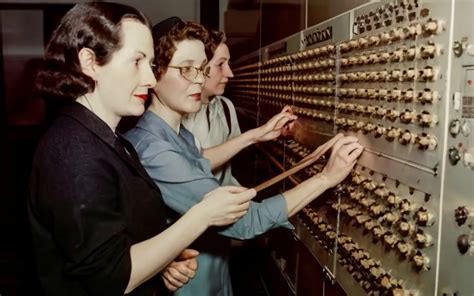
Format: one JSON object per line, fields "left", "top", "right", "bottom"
{"left": 356, "top": 0, "right": 421, "bottom": 24}
{"left": 283, "top": 140, "right": 436, "bottom": 231}
{"left": 349, "top": 171, "right": 435, "bottom": 226}
{"left": 338, "top": 105, "right": 438, "bottom": 127}
{"left": 341, "top": 19, "right": 442, "bottom": 53}
{"left": 288, "top": 106, "right": 438, "bottom": 150}
{"left": 337, "top": 194, "right": 434, "bottom": 244}
{"left": 231, "top": 83, "right": 439, "bottom": 104}
{"left": 261, "top": 59, "right": 336, "bottom": 74}
{"left": 340, "top": 87, "right": 438, "bottom": 104}
{"left": 235, "top": 43, "right": 440, "bottom": 79}
{"left": 341, "top": 43, "right": 441, "bottom": 66}
{"left": 264, "top": 44, "right": 336, "bottom": 66}
{"left": 338, "top": 67, "right": 438, "bottom": 82}
{"left": 300, "top": 208, "right": 422, "bottom": 294}
{"left": 334, "top": 202, "right": 432, "bottom": 269}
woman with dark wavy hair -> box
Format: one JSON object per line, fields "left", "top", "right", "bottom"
{"left": 28, "top": 4, "right": 256, "bottom": 295}
{"left": 125, "top": 17, "right": 363, "bottom": 296}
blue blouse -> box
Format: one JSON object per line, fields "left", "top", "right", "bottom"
{"left": 125, "top": 111, "right": 292, "bottom": 296}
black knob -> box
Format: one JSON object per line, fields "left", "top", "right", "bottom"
{"left": 457, "top": 234, "right": 469, "bottom": 254}
{"left": 448, "top": 146, "right": 461, "bottom": 165}
{"left": 454, "top": 206, "right": 469, "bottom": 226}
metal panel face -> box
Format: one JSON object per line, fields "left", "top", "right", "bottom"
{"left": 437, "top": 0, "right": 474, "bottom": 294}
{"left": 227, "top": 0, "right": 474, "bottom": 295}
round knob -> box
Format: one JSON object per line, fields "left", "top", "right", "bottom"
{"left": 398, "top": 219, "right": 414, "bottom": 236}
{"left": 399, "top": 130, "right": 414, "bottom": 145}
{"left": 414, "top": 207, "right": 435, "bottom": 226}
{"left": 463, "top": 148, "right": 474, "bottom": 169}
{"left": 457, "top": 234, "right": 470, "bottom": 254}
{"left": 413, "top": 251, "right": 430, "bottom": 271}
{"left": 383, "top": 232, "right": 399, "bottom": 247}
{"left": 397, "top": 241, "right": 413, "bottom": 256}
{"left": 415, "top": 230, "right": 433, "bottom": 248}
{"left": 373, "top": 225, "right": 387, "bottom": 239}
{"left": 415, "top": 133, "right": 438, "bottom": 150}
{"left": 448, "top": 146, "right": 461, "bottom": 165}
{"left": 455, "top": 206, "right": 469, "bottom": 226}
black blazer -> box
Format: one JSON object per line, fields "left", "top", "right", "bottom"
{"left": 28, "top": 103, "right": 172, "bottom": 296}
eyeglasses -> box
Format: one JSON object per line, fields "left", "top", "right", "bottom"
{"left": 168, "top": 65, "right": 210, "bottom": 82}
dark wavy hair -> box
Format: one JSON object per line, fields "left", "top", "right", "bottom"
{"left": 152, "top": 21, "right": 209, "bottom": 80}
{"left": 205, "top": 29, "right": 226, "bottom": 59}
{"left": 35, "top": 3, "right": 150, "bottom": 101}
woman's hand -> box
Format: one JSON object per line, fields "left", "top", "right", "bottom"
{"left": 162, "top": 249, "right": 199, "bottom": 292}
{"left": 250, "top": 106, "right": 297, "bottom": 143}
{"left": 320, "top": 136, "right": 364, "bottom": 188}
{"left": 196, "top": 186, "right": 256, "bottom": 227}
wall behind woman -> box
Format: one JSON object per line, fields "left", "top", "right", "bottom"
{"left": 0, "top": 1, "right": 201, "bottom": 295}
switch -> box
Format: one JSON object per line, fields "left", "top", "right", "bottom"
{"left": 417, "top": 111, "right": 438, "bottom": 127}
{"left": 387, "top": 193, "right": 401, "bottom": 206}
{"left": 398, "top": 218, "right": 414, "bottom": 236}
{"left": 413, "top": 251, "right": 430, "bottom": 271}
{"left": 391, "top": 48, "right": 405, "bottom": 63}
{"left": 463, "top": 148, "right": 474, "bottom": 169}
{"left": 386, "top": 110, "right": 400, "bottom": 122}
{"left": 350, "top": 191, "right": 364, "bottom": 201}
{"left": 363, "top": 180, "right": 378, "bottom": 192}
{"left": 423, "top": 19, "right": 443, "bottom": 35}
{"left": 419, "top": 89, "right": 438, "bottom": 104}
{"left": 415, "top": 229, "right": 433, "bottom": 248}
{"left": 397, "top": 240, "right": 413, "bottom": 257}
{"left": 405, "top": 68, "right": 417, "bottom": 80}
{"left": 449, "top": 119, "right": 461, "bottom": 137}
{"left": 415, "top": 133, "right": 438, "bottom": 150}
{"left": 356, "top": 121, "right": 366, "bottom": 130}
{"left": 406, "top": 46, "right": 417, "bottom": 60}
{"left": 399, "top": 198, "right": 415, "bottom": 215}
{"left": 360, "top": 197, "right": 376, "bottom": 207}
{"left": 448, "top": 146, "right": 461, "bottom": 165}
{"left": 403, "top": 88, "right": 416, "bottom": 102}
{"left": 414, "top": 207, "right": 435, "bottom": 226}
{"left": 400, "top": 109, "right": 416, "bottom": 124}
{"left": 461, "top": 121, "right": 471, "bottom": 136}
{"left": 364, "top": 123, "right": 376, "bottom": 133}
{"left": 347, "top": 208, "right": 361, "bottom": 218}
{"left": 369, "top": 35, "right": 380, "bottom": 46}
{"left": 358, "top": 37, "right": 368, "bottom": 48}
{"left": 381, "top": 212, "right": 401, "bottom": 225}
{"left": 384, "top": 232, "right": 400, "bottom": 247}
{"left": 420, "top": 66, "right": 437, "bottom": 80}
{"left": 373, "top": 225, "right": 387, "bottom": 239}
{"left": 380, "top": 31, "right": 391, "bottom": 43}
{"left": 374, "top": 124, "right": 386, "bottom": 138}
{"left": 391, "top": 69, "right": 403, "bottom": 80}
{"left": 369, "top": 53, "right": 380, "bottom": 64}
{"left": 457, "top": 234, "right": 471, "bottom": 254}
{"left": 374, "top": 185, "right": 389, "bottom": 198}
{"left": 370, "top": 203, "right": 387, "bottom": 217}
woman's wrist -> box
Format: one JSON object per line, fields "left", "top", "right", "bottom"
{"left": 240, "top": 129, "right": 258, "bottom": 146}
{"left": 188, "top": 202, "right": 212, "bottom": 228}
{"left": 309, "top": 172, "right": 332, "bottom": 191}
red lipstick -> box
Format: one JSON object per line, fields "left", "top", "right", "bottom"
{"left": 135, "top": 94, "right": 148, "bottom": 101}
{"left": 190, "top": 93, "right": 201, "bottom": 101}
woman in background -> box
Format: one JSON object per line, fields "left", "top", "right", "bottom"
{"left": 182, "top": 29, "right": 240, "bottom": 186}
{"left": 125, "top": 17, "right": 363, "bottom": 295}
{"left": 28, "top": 4, "right": 255, "bottom": 295}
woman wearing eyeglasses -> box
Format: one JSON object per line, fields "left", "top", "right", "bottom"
{"left": 28, "top": 5, "right": 258, "bottom": 295}
{"left": 125, "top": 17, "right": 363, "bottom": 296}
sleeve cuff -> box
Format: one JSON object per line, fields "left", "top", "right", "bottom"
{"left": 261, "top": 194, "right": 295, "bottom": 230}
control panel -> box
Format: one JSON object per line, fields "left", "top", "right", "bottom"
{"left": 228, "top": 0, "right": 474, "bottom": 295}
